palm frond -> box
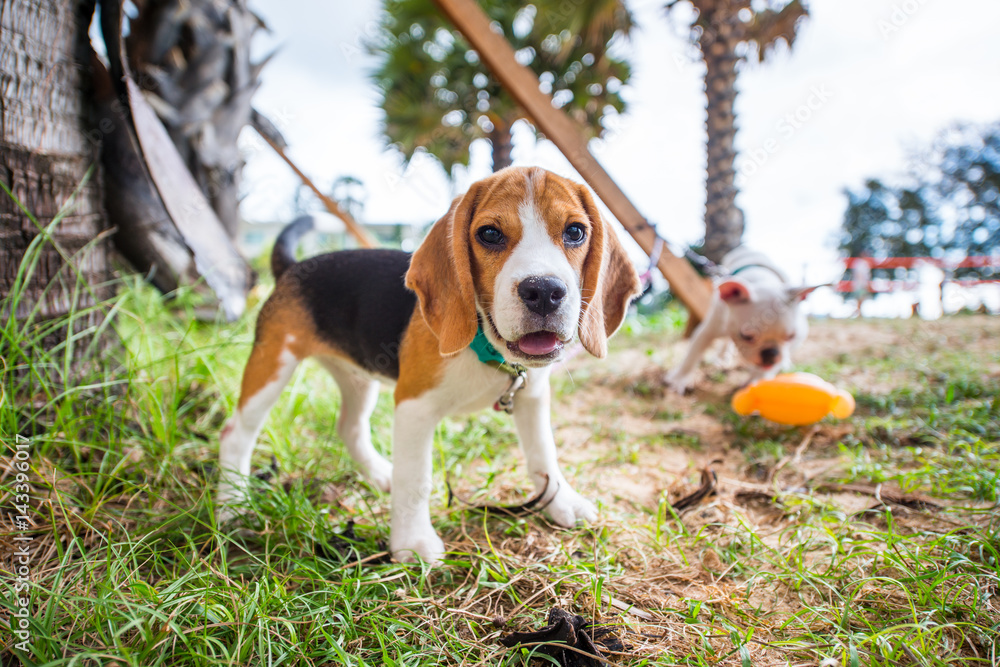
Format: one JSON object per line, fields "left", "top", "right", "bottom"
{"left": 370, "top": 0, "right": 633, "bottom": 175}
{"left": 746, "top": 0, "right": 809, "bottom": 62}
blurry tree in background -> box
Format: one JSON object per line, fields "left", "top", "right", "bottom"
{"left": 371, "top": 0, "right": 633, "bottom": 174}
{"left": 294, "top": 177, "right": 367, "bottom": 220}
{"left": 667, "top": 0, "right": 809, "bottom": 263}
{"left": 839, "top": 122, "right": 1000, "bottom": 280}
{"left": 330, "top": 176, "right": 368, "bottom": 221}
{"left": 936, "top": 124, "right": 1000, "bottom": 260}
{"left": 839, "top": 181, "right": 939, "bottom": 282}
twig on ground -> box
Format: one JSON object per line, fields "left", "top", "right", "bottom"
{"left": 670, "top": 464, "right": 719, "bottom": 512}
{"left": 769, "top": 425, "right": 820, "bottom": 484}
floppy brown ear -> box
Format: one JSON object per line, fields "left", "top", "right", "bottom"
{"left": 576, "top": 186, "right": 641, "bottom": 358}
{"left": 405, "top": 185, "right": 481, "bottom": 356}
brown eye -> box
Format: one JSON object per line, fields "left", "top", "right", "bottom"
{"left": 476, "top": 225, "right": 504, "bottom": 247}
{"left": 740, "top": 332, "right": 756, "bottom": 343}
{"left": 563, "top": 222, "right": 586, "bottom": 245}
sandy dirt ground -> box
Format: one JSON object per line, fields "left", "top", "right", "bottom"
{"left": 432, "top": 315, "right": 998, "bottom": 664}
{"left": 547, "top": 315, "right": 1000, "bottom": 512}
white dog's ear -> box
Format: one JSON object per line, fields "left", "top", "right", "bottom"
{"left": 576, "top": 186, "right": 641, "bottom": 358}
{"left": 406, "top": 184, "right": 482, "bottom": 356}
{"left": 719, "top": 279, "right": 752, "bottom": 304}
{"left": 786, "top": 284, "right": 825, "bottom": 302}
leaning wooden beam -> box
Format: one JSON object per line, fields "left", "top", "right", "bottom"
{"left": 251, "top": 114, "right": 378, "bottom": 249}
{"left": 431, "top": 0, "right": 711, "bottom": 319}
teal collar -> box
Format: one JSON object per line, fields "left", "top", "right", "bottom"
{"left": 731, "top": 263, "right": 784, "bottom": 280}
{"left": 469, "top": 325, "right": 528, "bottom": 413}
{"left": 469, "top": 324, "right": 527, "bottom": 407}
{"left": 469, "top": 326, "right": 508, "bottom": 367}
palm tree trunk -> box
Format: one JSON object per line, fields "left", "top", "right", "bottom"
{"left": 0, "top": 0, "right": 109, "bottom": 338}
{"left": 699, "top": 4, "right": 746, "bottom": 263}
{"left": 490, "top": 121, "right": 514, "bottom": 172}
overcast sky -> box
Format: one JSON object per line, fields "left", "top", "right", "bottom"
{"left": 239, "top": 0, "right": 1000, "bottom": 312}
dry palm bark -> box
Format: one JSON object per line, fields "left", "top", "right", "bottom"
{"left": 125, "top": 0, "right": 268, "bottom": 240}
{"left": 96, "top": 0, "right": 256, "bottom": 318}
{"left": 0, "top": 0, "right": 110, "bottom": 333}
{"left": 696, "top": 0, "right": 747, "bottom": 263}
{"left": 2, "top": 0, "right": 262, "bottom": 329}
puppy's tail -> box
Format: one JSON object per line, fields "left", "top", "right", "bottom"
{"left": 271, "top": 215, "right": 316, "bottom": 280}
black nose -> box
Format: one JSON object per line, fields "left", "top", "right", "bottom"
{"left": 518, "top": 276, "right": 567, "bottom": 317}
{"left": 760, "top": 347, "right": 780, "bottom": 366}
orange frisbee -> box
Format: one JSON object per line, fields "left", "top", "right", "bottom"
{"left": 731, "top": 372, "right": 855, "bottom": 425}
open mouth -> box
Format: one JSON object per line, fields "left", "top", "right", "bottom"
{"left": 485, "top": 315, "right": 565, "bottom": 360}
{"left": 508, "top": 330, "right": 563, "bottom": 357}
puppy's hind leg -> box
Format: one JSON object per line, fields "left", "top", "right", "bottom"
{"left": 320, "top": 359, "right": 392, "bottom": 493}
{"left": 217, "top": 337, "right": 300, "bottom": 520}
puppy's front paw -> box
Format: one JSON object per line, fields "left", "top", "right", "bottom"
{"left": 390, "top": 526, "right": 445, "bottom": 565}
{"left": 665, "top": 369, "right": 693, "bottom": 395}
{"left": 545, "top": 485, "right": 598, "bottom": 528}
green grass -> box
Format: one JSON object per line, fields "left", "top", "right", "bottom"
{"left": 2, "top": 192, "right": 999, "bottom": 665}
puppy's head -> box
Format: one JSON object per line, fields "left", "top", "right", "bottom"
{"left": 407, "top": 167, "right": 640, "bottom": 367}
{"left": 718, "top": 279, "right": 821, "bottom": 370}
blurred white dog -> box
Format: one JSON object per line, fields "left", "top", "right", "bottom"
{"left": 667, "top": 247, "right": 823, "bottom": 393}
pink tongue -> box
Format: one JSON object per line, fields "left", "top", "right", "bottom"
{"left": 517, "top": 332, "right": 560, "bottom": 356}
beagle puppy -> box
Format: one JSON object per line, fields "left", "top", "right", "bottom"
{"left": 216, "top": 166, "right": 640, "bottom": 564}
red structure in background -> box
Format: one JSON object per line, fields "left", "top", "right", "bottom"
{"left": 837, "top": 257, "right": 1000, "bottom": 293}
